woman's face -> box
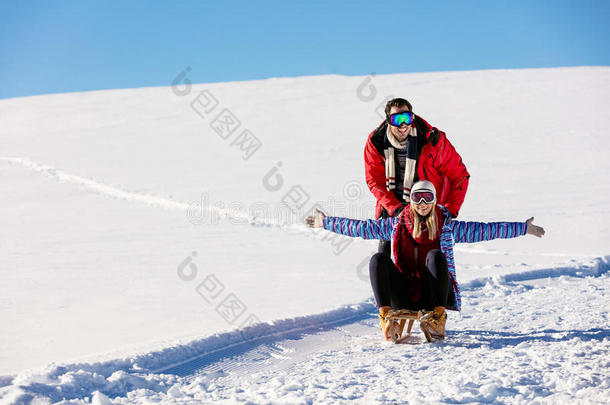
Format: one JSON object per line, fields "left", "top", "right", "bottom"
{"left": 412, "top": 200, "right": 434, "bottom": 217}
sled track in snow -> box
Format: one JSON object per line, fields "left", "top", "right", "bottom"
{"left": 151, "top": 255, "right": 610, "bottom": 378}
{"left": 150, "top": 304, "right": 376, "bottom": 378}
{"left": 1, "top": 259, "right": 609, "bottom": 403}
{"left": 0, "top": 156, "right": 339, "bottom": 243}
{"left": 0, "top": 156, "right": 291, "bottom": 229}
{"left": 18, "top": 257, "right": 610, "bottom": 380}
{"left": 459, "top": 255, "right": 610, "bottom": 289}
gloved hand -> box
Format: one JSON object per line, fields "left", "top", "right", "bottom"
{"left": 305, "top": 208, "right": 326, "bottom": 228}
{"left": 392, "top": 205, "right": 406, "bottom": 217}
{"left": 428, "top": 128, "right": 440, "bottom": 146}
{"left": 525, "top": 217, "right": 545, "bottom": 238}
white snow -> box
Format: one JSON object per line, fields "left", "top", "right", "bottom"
{"left": 0, "top": 67, "right": 609, "bottom": 404}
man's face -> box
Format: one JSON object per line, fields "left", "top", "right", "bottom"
{"left": 388, "top": 106, "right": 412, "bottom": 142}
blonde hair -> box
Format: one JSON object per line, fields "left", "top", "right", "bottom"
{"left": 410, "top": 204, "right": 438, "bottom": 240}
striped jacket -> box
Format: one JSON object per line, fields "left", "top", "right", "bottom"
{"left": 323, "top": 206, "right": 527, "bottom": 311}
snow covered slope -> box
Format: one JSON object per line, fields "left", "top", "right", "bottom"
{"left": 0, "top": 67, "right": 609, "bottom": 403}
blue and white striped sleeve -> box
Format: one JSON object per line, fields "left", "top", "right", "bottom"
{"left": 451, "top": 220, "right": 527, "bottom": 244}
{"left": 323, "top": 216, "right": 398, "bottom": 241}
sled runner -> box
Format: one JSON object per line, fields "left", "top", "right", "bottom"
{"left": 384, "top": 309, "right": 441, "bottom": 343}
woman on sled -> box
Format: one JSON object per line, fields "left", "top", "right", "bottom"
{"left": 305, "top": 180, "right": 545, "bottom": 342}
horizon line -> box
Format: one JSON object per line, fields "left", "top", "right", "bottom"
{"left": 1, "top": 64, "right": 607, "bottom": 102}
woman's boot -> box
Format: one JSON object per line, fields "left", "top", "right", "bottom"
{"left": 378, "top": 306, "right": 392, "bottom": 340}
{"left": 420, "top": 306, "right": 447, "bottom": 342}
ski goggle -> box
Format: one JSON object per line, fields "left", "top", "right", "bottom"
{"left": 387, "top": 111, "right": 414, "bottom": 127}
{"left": 410, "top": 190, "right": 436, "bottom": 204}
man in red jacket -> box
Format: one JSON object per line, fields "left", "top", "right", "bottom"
{"left": 364, "top": 98, "right": 470, "bottom": 255}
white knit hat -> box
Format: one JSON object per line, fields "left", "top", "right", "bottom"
{"left": 410, "top": 180, "right": 436, "bottom": 202}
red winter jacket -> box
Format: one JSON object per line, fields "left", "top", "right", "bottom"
{"left": 364, "top": 116, "right": 470, "bottom": 218}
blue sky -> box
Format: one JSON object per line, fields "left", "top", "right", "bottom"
{"left": 1, "top": 0, "right": 609, "bottom": 99}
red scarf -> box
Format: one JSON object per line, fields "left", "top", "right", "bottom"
{"left": 392, "top": 206, "right": 443, "bottom": 303}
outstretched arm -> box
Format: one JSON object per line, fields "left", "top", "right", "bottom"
{"left": 451, "top": 216, "right": 545, "bottom": 244}
{"left": 305, "top": 209, "right": 397, "bottom": 241}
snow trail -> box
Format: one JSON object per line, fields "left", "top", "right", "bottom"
{"left": 0, "top": 156, "right": 305, "bottom": 231}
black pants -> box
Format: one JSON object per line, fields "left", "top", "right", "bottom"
{"left": 369, "top": 250, "right": 449, "bottom": 310}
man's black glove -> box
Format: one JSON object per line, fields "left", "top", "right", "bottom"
{"left": 428, "top": 128, "right": 440, "bottom": 146}
{"left": 392, "top": 205, "right": 406, "bottom": 217}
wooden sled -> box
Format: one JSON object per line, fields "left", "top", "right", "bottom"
{"left": 384, "top": 309, "right": 433, "bottom": 343}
